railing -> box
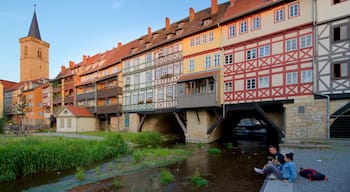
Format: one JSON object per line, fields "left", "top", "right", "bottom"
{"left": 97, "top": 87, "right": 122, "bottom": 98}
{"left": 96, "top": 104, "right": 122, "bottom": 114}
{"left": 76, "top": 92, "right": 95, "bottom": 101}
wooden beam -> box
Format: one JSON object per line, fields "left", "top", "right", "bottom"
{"left": 173, "top": 112, "right": 187, "bottom": 133}
{"left": 137, "top": 114, "right": 147, "bottom": 132}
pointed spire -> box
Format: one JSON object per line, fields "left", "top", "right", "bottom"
{"left": 27, "top": 3, "right": 41, "bottom": 40}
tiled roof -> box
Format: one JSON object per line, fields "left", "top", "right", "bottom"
{"left": 66, "top": 106, "right": 93, "bottom": 117}
{"left": 0, "top": 80, "right": 18, "bottom": 89}
{"left": 221, "top": 0, "right": 285, "bottom": 23}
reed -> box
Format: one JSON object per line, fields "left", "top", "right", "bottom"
{"left": 0, "top": 135, "right": 127, "bottom": 182}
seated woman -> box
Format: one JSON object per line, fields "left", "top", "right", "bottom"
{"left": 254, "top": 152, "right": 297, "bottom": 183}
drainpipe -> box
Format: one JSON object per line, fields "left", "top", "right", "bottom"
{"left": 312, "top": 1, "right": 329, "bottom": 140}
{"left": 217, "top": 23, "right": 225, "bottom": 118}
{"left": 315, "top": 93, "right": 330, "bottom": 140}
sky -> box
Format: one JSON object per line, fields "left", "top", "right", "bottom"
{"left": 0, "top": 0, "right": 227, "bottom": 82}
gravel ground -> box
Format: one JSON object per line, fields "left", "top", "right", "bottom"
{"left": 287, "top": 140, "right": 350, "bottom": 192}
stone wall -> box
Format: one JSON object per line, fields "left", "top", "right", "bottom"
{"left": 284, "top": 96, "right": 327, "bottom": 140}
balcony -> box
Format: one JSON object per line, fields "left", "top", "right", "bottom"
{"left": 53, "top": 87, "right": 61, "bottom": 93}
{"left": 64, "top": 95, "right": 74, "bottom": 104}
{"left": 76, "top": 92, "right": 95, "bottom": 101}
{"left": 177, "top": 92, "right": 219, "bottom": 109}
{"left": 96, "top": 104, "right": 122, "bottom": 114}
{"left": 53, "top": 97, "right": 62, "bottom": 105}
{"left": 97, "top": 87, "right": 122, "bottom": 99}
{"left": 64, "top": 81, "right": 75, "bottom": 90}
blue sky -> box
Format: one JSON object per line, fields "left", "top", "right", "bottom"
{"left": 0, "top": 0, "right": 227, "bottom": 82}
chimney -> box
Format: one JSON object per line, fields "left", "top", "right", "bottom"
{"left": 211, "top": 0, "right": 218, "bottom": 15}
{"left": 61, "top": 66, "right": 66, "bottom": 72}
{"left": 230, "top": 0, "right": 236, "bottom": 6}
{"left": 189, "top": 8, "right": 195, "bottom": 22}
{"left": 165, "top": 17, "right": 170, "bottom": 30}
{"left": 69, "top": 61, "right": 75, "bottom": 69}
{"left": 148, "top": 27, "right": 152, "bottom": 38}
{"left": 83, "top": 55, "right": 87, "bottom": 62}
{"left": 117, "top": 42, "right": 122, "bottom": 48}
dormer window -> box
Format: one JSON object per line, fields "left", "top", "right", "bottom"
{"left": 146, "top": 42, "right": 152, "bottom": 48}
{"left": 166, "top": 33, "right": 174, "bottom": 39}
{"left": 153, "top": 33, "right": 159, "bottom": 39}
{"left": 176, "top": 29, "right": 183, "bottom": 36}
{"left": 131, "top": 48, "right": 138, "bottom": 54}
{"left": 203, "top": 18, "right": 212, "bottom": 26}
{"left": 178, "top": 22, "right": 185, "bottom": 28}
{"left": 138, "top": 39, "right": 144, "bottom": 44}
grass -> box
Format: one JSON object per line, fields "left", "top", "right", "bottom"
{"left": 75, "top": 167, "right": 85, "bottom": 181}
{"left": 0, "top": 135, "right": 127, "bottom": 182}
{"left": 190, "top": 168, "right": 208, "bottom": 187}
{"left": 159, "top": 169, "right": 174, "bottom": 185}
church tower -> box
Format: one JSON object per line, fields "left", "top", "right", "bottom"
{"left": 19, "top": 6, "right": 49, "bottom": 82}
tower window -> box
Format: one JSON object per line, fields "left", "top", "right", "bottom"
{"left": 37, "top": 49, "right": 42, "bottom": 59}
{"left": 24, "top": 46, "right": 28, "bottom": 56}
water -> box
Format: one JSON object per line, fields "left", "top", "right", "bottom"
{"left": 1, "top": 140, "right": 268, "bottom": 192}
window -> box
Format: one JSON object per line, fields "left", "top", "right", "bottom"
{"left": 247, "top": 78, "right": 256, "bottom": 89}
{"left": 125, "top": 96, "right": 131, "bottom": 105}
{"left": 134, "top": 74, "right": 140, "bottom": 85}
{"left": 138, "top": 93, "right": 144, "bottom": 104}
{"left": 333, "top": 24, "right": 349, "bottom": 42}
{"left": 156, "top": 68, "right": 161, "bottom": 79}
{"left": 300, "top": 34, "right": 312, "bottom": 48}
{"left": 259, "top": 45, "right": 270, "bottom": 58}
{"left": 174, "top": 63, "right": 180, "bottom": 75}
{"left": 275, "top": 8, "right": 285, "bottom": 22}
{"left": 205, "top": 55, "right": 211, "bottom": 68}
{"left": 214, "top": 54, "right": 220, "bottom": 66}
{"left": 246, "top": 49, "right": 257, "bottom": 60}
{"left": 195, "top": 36, "right": 201, "bottom": 46}
{"left": 133, "top": 94, "right": 138, "bottom": 104}
{"left": 333, "top": 62, "right": 349, "bottom": 79}
{"left": 224, "top": 82, "right": 233, "bottom": 92}
{"left": 158, "top": 89, "right": 164, "bottom": 100}
{"left": 240, "top": 21, "right": 248, "bottom": 33}
{"left": 202, "top": 34, "right": 208, "bottom": 44}
{"left": 286, "top": 38, "right": 297, "bottom": 51}
{"left": 125, "top": 77, "right": 131, "bottom": 86}
{"left": 259, "top": 76, "right": 269, "bottom": 88}
{"left": 190, "top": 38, "right": 195, "bottom": 47}
{"left": 289, "top": 3, "right": 299, "bottom": 18}
{"left": 145, "top": 54, "right": 152, "bottom": 62}
{"left": 166, "top": 86, "right": 173, "bottom": 100}
{"left": 252, "top": 16, "right": 261, "bottom": 30}
{"left": 301, "top": 70, "right": 313, "bottom": 83}
{"left": 225, "top": 54, "right": 233, "bottom": 65}
{"left": 333, "top": 0, "right": 348, "bottom": 5}
{"left": 229, "top": 24, "right": 236, "bottom": 38}
{"left": 146, "top": 71, "right": 152, "bottom": 82}
{"left": 146, "top": 92, "right": 153, "bottom": 102}
{"left": 208, "top": 32, "right": 214, "bottom": 42}
{"left": 189, "top": 59, "right": 195, "bottom": 72}
{"left": 286, "top": 72, "right": 298, "bottom": 85}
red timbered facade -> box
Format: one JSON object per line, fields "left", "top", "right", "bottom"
{"left": 224, "top": 24, "right": 314, "bottom": 104}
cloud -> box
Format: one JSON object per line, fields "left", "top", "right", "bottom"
{"left": 112, "top": 1, "right": 122, "bottom": 9}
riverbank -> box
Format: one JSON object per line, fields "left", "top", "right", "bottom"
{"left": 260, "top": 139, "right": 350, "bottom": 192}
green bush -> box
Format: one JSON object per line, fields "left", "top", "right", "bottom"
{"left": 132, "top": 150, "right": 143, "bottom": 163}
{"left": 132, "top": 131, "right": 162, "bottom": 147}
{"left": 190, "top": 168, "right": 208, "bottom": 187}
{"left": 159, "top": 169, "right": 174, "bottom": 185}
{"left": 208, "top": 148, "right": 221, "bottom": 154}
{"left": 75, "top": 167, "right": 85, "bottom": 181}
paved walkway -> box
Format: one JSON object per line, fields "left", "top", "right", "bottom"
{"left": 260, "top": 139, "right": 350, "bottom": 192}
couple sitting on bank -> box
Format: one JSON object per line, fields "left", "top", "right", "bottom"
{"left": 254, "top": 145, "right": 297, "bottom": 183}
